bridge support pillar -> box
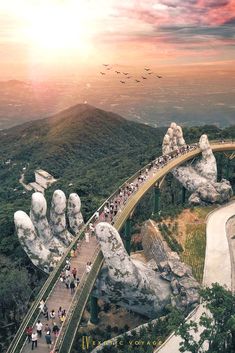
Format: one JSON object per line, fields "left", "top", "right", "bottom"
{"left": 152, "top": 184, "right": 160, "bottom": 215}
{"left": 182, "top": 186, "right": 186, "bottom": 205}
{"left": 124, "top": 218, "right": 132, "bottom": 255}
{"left": 90, "top": 296, "right": 99, "bottom": 324}
{"left": 226, "top": 158, "right": 231, "bottom": 179}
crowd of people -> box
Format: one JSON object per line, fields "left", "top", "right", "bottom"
{"left": 93, "top": 144, "right": 197, "bottom": 225}
{"left": 59, "top": 259, "right": 80, "bottom": 294}
{"left": 25, "top": 299, "right": 67, "bottom": 351}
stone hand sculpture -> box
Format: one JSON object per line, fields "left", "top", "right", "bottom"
{"left": 93, "top": 222, "right": 200, "bottom": 318}
{"left": 162, "top": 122, "right": 233, "bottom": 205}
{"left": 14, "top": 190, "right": 84, "bottom": 272}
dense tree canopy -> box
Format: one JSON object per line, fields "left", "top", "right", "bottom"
{"left": 177, "top": 283, "right": 235, "bottom": 353}
{"left": 0, "top": 256, "right": 31, "bottom": 320}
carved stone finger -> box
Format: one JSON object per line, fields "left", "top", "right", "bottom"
{"left": 14, "top": 210, "right": 51, "bottom": 267}
{"left": 30, "top": 192, "right": 53, "bottom": 244}
{"left": 67, "top": 193, "right": 84, "bottom": 234}
{"left": 175, "top": 124, "right": 186, "bottom": 147}
{"left": 50, "top": 190, "right": 73, "bottom": 245}
{"left": 95, "top": 222, "right": 139, "bottom": 284}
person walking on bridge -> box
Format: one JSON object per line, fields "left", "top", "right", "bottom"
{"left": 35, "top": 320, "right": 43, "bottom": 338}
{"left": 31, "top": 331, "right": 38, "bottom": 350}
{"left": 26, "top": 326, "right": 33, "bottom": 343}
{"left": 45, "top": 330, "right": 52, "bottom": 349}
{"left": 52, "top": 322, "right": 60, "bottom": 337}
{"left": 85, "top": 231, "right": 90, "bottom": 243}
{"left": 70, "top": 279, "right": 76, "bottom": 294}
{"left": 49, "top": 309, "right": 56, "bottom": 324}
{"left": 72, "top": 267, "right": 77, "bottom": 279}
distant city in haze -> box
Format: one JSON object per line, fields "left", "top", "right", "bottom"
{"left": 0, "top": 1, "right": 235, "bottom": 129}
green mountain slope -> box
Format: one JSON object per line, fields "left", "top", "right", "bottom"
{"left": 0, "top": 104, "right": 166, "bottom": 258}
{"left": 0, "top": 104, "right": 234, "bottom": 261}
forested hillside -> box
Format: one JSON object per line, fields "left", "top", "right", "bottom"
{"left": 0, "top": 104, "right": 234, "bottom": 261}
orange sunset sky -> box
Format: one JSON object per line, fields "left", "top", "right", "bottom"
{"left": 0, "top": 0, "right": 235, "bottom": 79}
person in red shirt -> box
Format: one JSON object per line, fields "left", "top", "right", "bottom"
{"left": 26, "top": 326, "right": 33, "bottom": 343}
{"left": 72, "top": 267, "right": 77, "bottom": 279}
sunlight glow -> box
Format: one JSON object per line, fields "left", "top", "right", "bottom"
{"left": 25, "top": 2, "right": 94, "bottom": 58}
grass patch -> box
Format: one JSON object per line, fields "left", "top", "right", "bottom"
{"left": 180, "top": 223, "right": 206, "bottom": 283}
{"left": 175, "top": 206, "right": 217, "bottom": 283}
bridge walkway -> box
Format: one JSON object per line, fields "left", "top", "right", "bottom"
{"left": 22, "top": 236, "right": 98, "bottom": 353}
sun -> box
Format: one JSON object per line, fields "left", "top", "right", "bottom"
{"left": 24, "top": 2, "right": 94, "bottom": 58}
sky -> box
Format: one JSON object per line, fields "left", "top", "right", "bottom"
{"left": 0, "top": 0, "right": 235, "bottom": 79}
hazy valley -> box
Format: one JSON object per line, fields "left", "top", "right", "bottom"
{"left": 1, "top": 66, "right": 234, "bottom": 130}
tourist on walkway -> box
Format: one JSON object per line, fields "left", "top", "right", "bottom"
{"left": 60, "top": 310, "right": 66, "bottom": 324}
{"left": 85, "top": 231, "right": 90, "bottom": 243}
{"left": 43, "top": 303, "right": 49, "bottom": 320}
{"left": 45, "top": 330, "right": 52, "bottom": 349}
{"left": 72, "top": 267, "right": 77, "bottom": 279}
{"left": 26, "top": 326, "right": 33, "bottom": 343}
{"left": 86, "top": 262, "right": 92, "bottom": 273}
{"left": 31, "top": 331, "right": 38, "bottom": 350}
{"left": 70, "top": 279, "right": 76, "bottom": 294}
{"left": 65, "top": 267, "right": 71, "bottom": 277}
{"left": 39, "top": 299, "right": 45, "bottom": 314}
{"left": 49, "top": 309, "right": 56, "bottom": 323}
{"left": 65, "top": 259, "right": 71, "bottom": 271}
{"left": 64, "top": 275, "right": 71, "bottom": 289}
{"left": 44, "top": 323, "right": 51, "bottom": 335}
{"left": 52, "top": 322, "right": 60, "bottom": 337}
{"left": 58, "top": 306, "right": 62, "bottom": 320}
{"left": 35, "top": 320, "right": 43, "bottom": 337}
{"left": 89, "top": 223, "right": 95, "bottom": 236}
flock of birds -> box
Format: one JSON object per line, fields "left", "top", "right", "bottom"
{"left": 100, "top": 64, "right": 163, "bottom": 84}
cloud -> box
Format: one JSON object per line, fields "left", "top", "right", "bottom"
{"left": 157, "top": 24, "right": 235, "bottom": 40}
{"left": 202, "top": 0, "right": 230, "bottom": 7}
{"left": 223, "top": 16, "right": 235, "bottom": 24}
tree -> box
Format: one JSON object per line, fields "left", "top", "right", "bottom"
{"left": 177, "top": 283, "right": 235, "bottom": 353}
{"left": 0, "top": 256, "right": 31, "bottom": 321}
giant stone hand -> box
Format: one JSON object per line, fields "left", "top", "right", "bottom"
{"left": 14, "top": 190, "right": 84, "bottom": 272}
{"left": 93, "top": 222, "right": 200, "bottom": 318}
{"left": 162, "top": 123, "right": 233, "bottom": 205}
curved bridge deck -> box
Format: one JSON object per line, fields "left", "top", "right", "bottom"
{"left": 7, "top": 141, "right": 235, "bottom": 353}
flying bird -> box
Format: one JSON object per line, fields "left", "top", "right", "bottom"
{"left": 157, "top": 75, "right": 162, "bottom": 78}
{"left": 115, "top": 71, "right": 121, "bottom": 74}
{"left": 144, "top": 68, "right": 150, "bottom": 71}
{"left": 135, "top": 79, "right": 140, "bottom": 82}
{"left": 100, "top": 72, "right": 105, "bottom": 75}
{"left": 120, "top": 80, "right": 126, "bottom": 84}
{"left": 148, "top": 72, "right": 153, "bottom": 75}
{"left": 142, "top": 76, "right": 147, "bottom": 79}
{"left": 123, "top": 72, "right": 129, "bottom": 75}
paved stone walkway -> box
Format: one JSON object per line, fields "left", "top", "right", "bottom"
{"left": 155, "top": 201, "right": 235, "bottom": 353}
{"left": 22, "top": 235, "right": 98, "bottom": 353}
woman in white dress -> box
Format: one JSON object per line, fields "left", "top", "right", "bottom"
{"left": 85, "top": 231, "right": 90, "bottom": 243}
